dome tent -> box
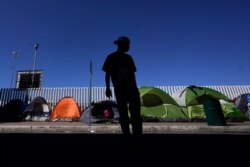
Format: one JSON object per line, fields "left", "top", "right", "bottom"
{"left": 233, "top": 93, "right": 250, "bottom": 120}
{"left": 139, "top": 86, "right": 188, "bottom": 121}
{"left": 186, "top": 100, "right": 244, "bottom": 122}
{"left": 0, "top": 99, "right": 27, "bottom": 122}
{"left": 23, "top": 96, "right": 52, "bottom": 121}
{"left": 80, "top": 100, "right": 119, "bottom": 123}
{"left": 50, "top": 96, "right": 81, "bottom": 121}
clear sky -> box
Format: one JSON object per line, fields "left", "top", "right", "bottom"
{"left": 1, "top": 0, "right": 250, "bottom": 88}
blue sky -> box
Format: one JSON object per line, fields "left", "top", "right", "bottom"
{"left": 0, "top": 0, "right": 250, "bottom": 88}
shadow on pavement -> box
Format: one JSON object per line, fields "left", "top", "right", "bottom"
{"left": 1, "top": 133, "right": 249, "bottom": 166}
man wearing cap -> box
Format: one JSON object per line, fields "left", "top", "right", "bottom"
{"left": 102, "top": 36, "right": 142, "bottom": 137}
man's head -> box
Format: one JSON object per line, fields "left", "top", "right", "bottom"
{"left": 114, "top": 36, "right": 130, "bottom": 45}
{"left": 114, "top": 36, "right": 130, "bottom": 52}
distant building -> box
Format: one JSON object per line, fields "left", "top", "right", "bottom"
{"left": 16, "top": 70, "right": 43, "bottom": 88}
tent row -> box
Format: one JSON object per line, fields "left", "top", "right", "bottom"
{"left": 0, "top": 85, "right": 248, "bottom": 123}
{"left": 0, "top": 96, "right": 119, "bottom": 123}
{"left": 139, "top": 86, "right": 246, "bottom": 123}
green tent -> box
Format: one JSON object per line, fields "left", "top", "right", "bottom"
{"left": 172, "top": 85, "right": 231, "bottom": 125}
{"left": 187, "top": 100, "right": 244, "bottom": 122}
{"left": 171, "top": 85, "right": 231, "bottom": 107}
{"left": 187, "top": 105, "right": 206, "bottom": 121}
{"left": 139, "top": 86, "right": 178, "bottom": 106}
{"left": 139, "top": 86, "right": 188, "bottom": 121}
{"left": 220, "top": 100, "right": 245, "bottom": 121}
{"left": 141, "top": 104, "right": 188, "bottom": 121}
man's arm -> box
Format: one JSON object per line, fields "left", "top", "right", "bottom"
{"left": 105, "top": 72, "right": 112, "bottom": 99}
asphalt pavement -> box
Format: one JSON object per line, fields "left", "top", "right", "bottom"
{"left": 1, "top": 121, "right": 250, "bottom": 166}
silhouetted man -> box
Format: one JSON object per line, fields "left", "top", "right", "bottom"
{"left": 102, "top": 36, "right": 142, "bottom": 137}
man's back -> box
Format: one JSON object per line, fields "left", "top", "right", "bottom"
{"left": 102, "top": 51, "right": 137, "bottom": 89}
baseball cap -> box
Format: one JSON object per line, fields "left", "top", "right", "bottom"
{"left": 114, "top": 36, "right": 130, "bottom": 45}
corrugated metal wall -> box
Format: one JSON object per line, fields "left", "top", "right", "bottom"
{"left": 0, "top": 87, "right": 114, "bottom": 110}
{"left": 0, "top": 85, "right": 249, "bottom": 109}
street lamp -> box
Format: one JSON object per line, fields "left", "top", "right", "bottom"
{"left": 32, "top": 43, "right": 39, "bottom": 88}
{"left": 10, "top": 51, "right": 20, "bottom": 88}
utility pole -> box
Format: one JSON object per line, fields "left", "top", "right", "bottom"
{"left": 32, "top": 43, "right": 39, "bottom": 88}
{"left": 10, "top": 51, "right": 20, "bottom": 88}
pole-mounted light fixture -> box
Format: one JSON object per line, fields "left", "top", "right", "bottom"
{"left": 10, "top": 51, "right": 20, "bottom": 88}
{"left": 32, "top": 43, "right": 39, "bottom": 88}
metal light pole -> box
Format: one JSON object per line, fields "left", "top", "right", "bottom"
{"left": 89, "top": 60, "right": 93, "bottom": 125}
{"left": 10, "top": 51, "right": 20, "bottom": 88}
{"left": 32, "top": 43, "right": 39, "bottom": 88}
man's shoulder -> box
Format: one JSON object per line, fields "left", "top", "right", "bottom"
{"left": 108, "top": 51, "right": 131, "bottom": 56}
{"left": 105, "top": 52, "right": 132, "bottom": 62}
{"left": 108, "top": 51, "right": 118, "bottom": 56}
{"left": 105, "top": 52, "right": 116, "bottom": 60}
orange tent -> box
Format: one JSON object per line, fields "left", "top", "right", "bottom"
{"left": 50, "top": 96, "right": 81, "bottom": 121}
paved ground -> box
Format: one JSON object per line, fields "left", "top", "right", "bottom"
{"left": 1, "top": 121, "right": 250, "bottom": 166}
{"left": 1, "top": 121, "right": 250, "bottom": 134}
